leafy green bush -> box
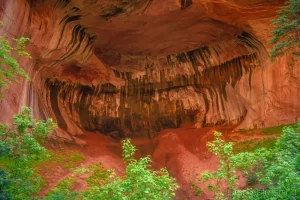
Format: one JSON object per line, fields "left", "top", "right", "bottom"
{"left": 0, "top": 168, "right": 12, "bottom": 200}
{"left": 201, "top": 132, "right": 238, "bottom": 199}
{"left": 234, "top": 124, "right": 300, "bottom": 199}
{"left": 203, "top": 124, "right": 300, "bottom": 200}
{"left": 195, "top": 188, "right": 202, "bottom": 197}
{"left": 0, "top": 22, "right": 30, "bottom": 97}
{"left": 0, "top": 107, "right": 56, "bottom": 199}
{"left": 270, "top": 0, "right": 300, "bottom": 58}
{"left": 45, "top": 178, "right": 80, "bottom": 200}
{"left": 245, "top": 170, "right": 258, "bottom": 186}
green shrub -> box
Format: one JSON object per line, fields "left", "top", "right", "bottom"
{"left": 45, "top": 178, "right": 80, "bottom": 200}
{"left": 201, "top": 123, "right": 300, "bottom": 200}
{"left": 0, "top": 168, "right": 12, "bottom": 200}
{"left": 201, "top": 132, "right": 238, "bottom": 199}
{"left": 0, "top": 23, "right": 30, "bottom": 97}
{"left": 195, "top": 188, "right": 202, "bottom": 197}
{"left": 270, "top": 0, "right": 300, "bottom": 58}
{"left": 245, "top": 170, "right": 258, "bottom": 186}
{"left": 0, "top": 108, "right": 56, "bottom": 199}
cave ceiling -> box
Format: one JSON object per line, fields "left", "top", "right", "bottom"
{"left": 29, "top": 0, "right": 284, "bottom": 72}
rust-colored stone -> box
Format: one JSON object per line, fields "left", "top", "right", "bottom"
{"left": 0, "top": 0, "right": 299, "bottom": 141}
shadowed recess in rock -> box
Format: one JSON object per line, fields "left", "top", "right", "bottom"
{"left": 44, "top": 53, "right": 259, "bottom": 138}
{"left": 181, "top": 0, "right": 193, "bottom": 9}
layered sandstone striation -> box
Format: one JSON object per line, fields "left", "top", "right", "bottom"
{"left": 0, "top": 0, "right": 299, "bottom": 141}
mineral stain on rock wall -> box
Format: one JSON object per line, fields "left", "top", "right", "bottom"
{"left": 0, "top": 0, "right": 300, "bottom": 141}
{"left": 44, "top": 52, "right": 260, "bottom": 138}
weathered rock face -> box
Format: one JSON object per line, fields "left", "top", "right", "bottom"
{"left": 0, "top": 0, "right": 299, "bottom": 141}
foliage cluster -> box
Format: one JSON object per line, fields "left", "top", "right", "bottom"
{"left": 232, "top": 124, "right": 300, "bottom": 200}
{"left": 201, "top": 132, "right": 238, "bottom": 199}
{"left": 201, "top": 124, "right": 300, "bottom": 200}
{"left": 0, "top": 108, "right": 56, "bottom": 199}
{"left": 45, "top": 178, "right": 79, "bottom": 200}
{"left": 0, "top": 23, "right": 30, "bottom": 97}
{"left": 270, "top": 0, "right": 300, "bottom": 58}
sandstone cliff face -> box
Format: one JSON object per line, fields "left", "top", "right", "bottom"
{"left": 0, "top": 0, "right": 299, "bottom": 141}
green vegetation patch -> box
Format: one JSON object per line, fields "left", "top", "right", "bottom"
{"left": 239, "top": 128, "right": 255, "bottom": 136}
{"left": 261, "top": 123, "right": 298, "bottom": 135}
{"left": 48, "top": 150, "right": 85, "bottom": 170}
{"left": 201, "top": 124, "right": 300, "bottom": 199}
{"left": 270, "top": 0, "right": 300, "bottom": 58}
{"left": 45, "top": 178, "right": 80, "bottom": 200}
{"left": 233, "top": 138, "right": 277, "bottom": 154}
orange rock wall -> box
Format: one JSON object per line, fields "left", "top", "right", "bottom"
{"left": 0, "top": 0, "right": 299, "bottom": 141}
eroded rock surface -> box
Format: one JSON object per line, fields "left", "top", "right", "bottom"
{"left": 0, "top": 0, "right": 299, "bottom": 141}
